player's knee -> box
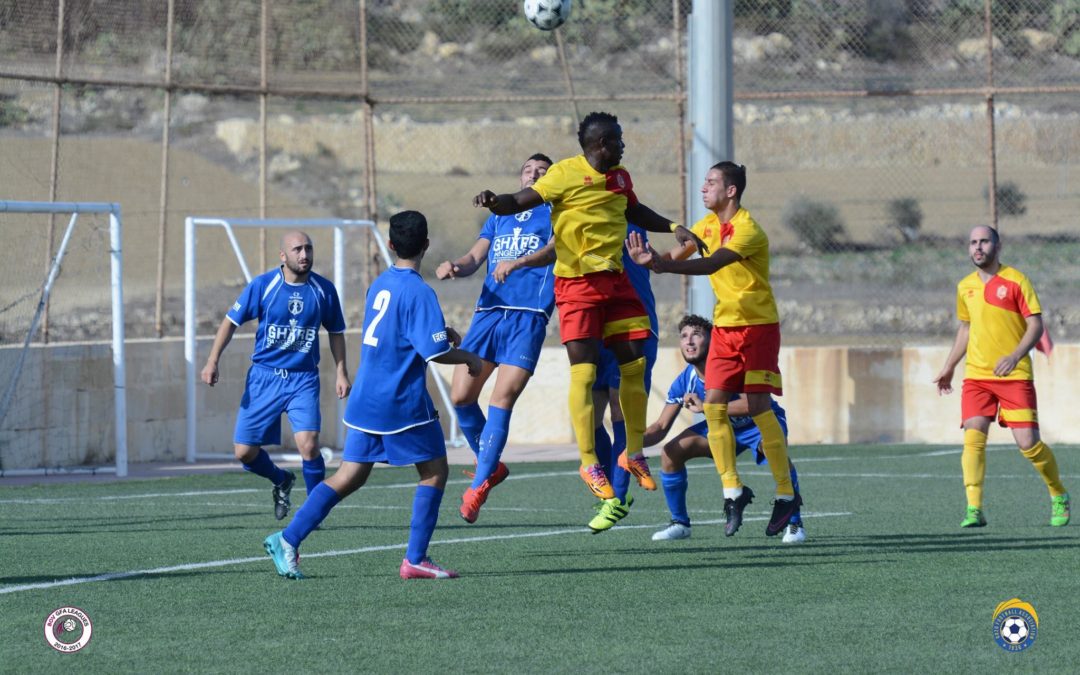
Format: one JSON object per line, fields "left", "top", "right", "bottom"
{"left": 234, "top": 445, "right": 258, "bottom": 462}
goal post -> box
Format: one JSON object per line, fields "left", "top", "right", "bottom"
{"left": 185, "top": 216, "right": 463, "bottom": 465}
{"left": 0, "top": 201, "right": 127, "bottom": 477}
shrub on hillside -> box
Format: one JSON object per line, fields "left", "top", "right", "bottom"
{"left": 886, "top": 197, "right": 922, "bottom": 243}
{"left": 985, "top": 181, "right": 1028, "bottom": 217}
{"left": 782, "top": 196, "right": 846, "bottom": 252}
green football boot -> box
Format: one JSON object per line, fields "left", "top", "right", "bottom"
{"left": 588, "top": 494, "right": 634, "bottom": 533}
{"left": 1050, "top": 493, "right": 1070, "bottom": 527}
{"left": 960, "top": 506, "right": 987, "bottom": 528}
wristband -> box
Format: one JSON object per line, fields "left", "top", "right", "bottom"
{"left": 668, "top": 222, "right": 680, "bottom": 233}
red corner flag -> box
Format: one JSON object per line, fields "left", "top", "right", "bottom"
{"left": 1036, "top": 325, "right": 1054, "bottom": 358}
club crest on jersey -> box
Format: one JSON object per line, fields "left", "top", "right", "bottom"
{"left": 514, "top": 210, "right": 533, "bottom": 223}
{"left": 996, "top": 285, "right": 1007, "bottom": 300}
{"left": 288, "top": 292, "right": 304, "bottom": 315}
{"left": 583, "top": 175, "right": 593, "bottom": 186}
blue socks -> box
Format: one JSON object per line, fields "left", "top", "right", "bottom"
{"left": 661, "top": 468, "right": 690, "bottom": 526}
{"left": 242, "top": 448, "right": 289, "bottom": 486}
{"left": 282, "top": 482, "right": 341, "bottom": 548}
{"left": 301, "top": 456, "right": 325, "bottom": 494}
{"left": 405, "top": 485, "right": 443, "bottom": 564}
{"left": 789, "top": 463, "right": 802, "bottom": 526}
{"left": 594, "top": 426, "right": 613, "bottom": 478}
{"left": 454, "top": 403, "right": 486, "bottom": 457}
{"left": 473, "top": 406, "right": 511, "bottom": 489}
{"left": 610, "top": 420, "right": 630, "bottom": 502}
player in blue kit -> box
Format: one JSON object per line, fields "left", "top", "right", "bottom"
{"left": 202, "top": 230, "right": 351, "bottom": 520}
{"left": 646, "top": 314, "right": 806, "bottom": 543}
{"left": 265, "top": 210, "right": 483, "bottom": 580}
{"left": 435, "top": 153, "right": 556, "bottom": 524}
{"left": 588, "top": 222, "right": 660, "bottom": 532}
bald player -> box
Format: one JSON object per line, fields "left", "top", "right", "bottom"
{"left": 202, "top": 230, "right": 351, "bottom": 520}
{"left": 934, "top": 225, "right": 1069, "bottom": 529}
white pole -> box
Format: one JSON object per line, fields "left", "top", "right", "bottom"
{"left": 333, "top": 225, "right": 346, "bottom": 449}
{"left": 109, "top": 210, "right": 128, "bottom": 477}
{"left": 184, "top": 217, "right": 197, "bottom": 463}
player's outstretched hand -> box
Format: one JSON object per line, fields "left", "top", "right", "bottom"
{"left": 446, "top": 326, "right": 463, "bottom": 348}
{"left": 673, "top": 225, "right": 709, "bottom": 254}
{"left": 436, "top": 260, "right": 459, "bottom": 280}
{"left": 472, "top": 190, "right": 498, "bottom": 209}
{"left": 933, "top": 367, "right": 954, "bottom": 395}
{"left": 626, "top": 231, "right": 659, "bottom": 269}
{"left": 464, "top": 352, "right": 483, "bottom": 376}
{"left": 200, "top": 361, "right": 219, "bottom": 386}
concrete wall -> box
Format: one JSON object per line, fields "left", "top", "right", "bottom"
{"left": 2, "top": 336, "right": 1077, "bottom": 469}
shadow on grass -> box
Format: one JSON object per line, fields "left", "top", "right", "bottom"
{"left": 1, "top": 510, "right": 266, "bottom": 535}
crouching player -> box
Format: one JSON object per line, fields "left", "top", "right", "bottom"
{"left": 646, "top": 315, "right": 805, "bottom": 543}
{"left": 264, "top": 210, "right": 483, "bottom": 580}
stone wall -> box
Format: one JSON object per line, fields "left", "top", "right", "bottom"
{"left": 3, "top": 335, "right": 1077, "bottom": 469}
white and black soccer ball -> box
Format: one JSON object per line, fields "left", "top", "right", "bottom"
{"left": 1000, "top": 617, "right": 1029, "bottom": 644}
{"left": 62, "top": 618, "right": 77, "bottom": 633}
{"left": 523, "top": 0, "right": 572, "bottom": 31}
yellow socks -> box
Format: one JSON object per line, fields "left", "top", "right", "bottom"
{"left": 961, "top": 428, "right": 987, "bottom": 508}
{"left": 617, "top": 357, "right": 647, "bottom": 455}
{"left": 1021, "top": 440, "right": 1067, "bottom": 497}
{"left": 568, "top": 363, "right": 598, "bottom": 466}
{"left": 753, "top": 410, "right": 794, "bottom": 497}
{"left": 704, "top": 403, "right": 740, "bottom": 497}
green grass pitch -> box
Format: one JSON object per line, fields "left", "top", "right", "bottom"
{"left": 2, "top": 443, "right": 1078, "bottom": 672}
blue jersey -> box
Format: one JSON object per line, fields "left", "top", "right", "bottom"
{"left": 623, "top": 223, "right": 658, "bottom": 336}
{"left": 664, "top": 364, "right": 785, "bottom": 431}
{"left": 476, "top": 205, "right": 555, "bottom": 317}
{"left": 227, "top": 267, "right": 345, "bottom": 372}
{"left": 344, "top": 266, "right": 451, "bottom": 434}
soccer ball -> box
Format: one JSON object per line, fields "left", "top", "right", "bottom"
{"left": 523, "top": 0, "right": 572, "bottom": 31}
{"left": 62, "top": 618, "right": 77, "bottom": 633}
{"left": 1000, "top": 617, "right": 1029, "bottom": 644}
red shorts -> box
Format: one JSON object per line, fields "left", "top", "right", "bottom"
{"left": 704, "top": 323, "right": 783, "bottom": 395}
{"left": 961, "top": 379, "right": 1039, "bottom": 428}
{"left": 554, "top": 271, "right": 651, "bottom": 345}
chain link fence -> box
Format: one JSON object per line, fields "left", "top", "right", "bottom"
{"left": 0, "top": 0, "right": 1077, "bottom": 348}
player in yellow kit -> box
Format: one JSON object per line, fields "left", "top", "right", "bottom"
{"left": 472, "top": 111, "right": 703, "bottom": 511}
{"left": 934, "top": 225, "right": 1069, "bottom": 528}
{"left": 627, "top": 161, "right": 801, "bottom": 537}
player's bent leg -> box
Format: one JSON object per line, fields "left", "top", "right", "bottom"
{"left": 654, "top": 430, "right": 710, "bottom": 541}
{"left": 452, "top": 360, "right": 497, "bottom": 457}
{"left": 238, "top": 443, "right": 295, "bottom": 519}
{"left": 1014, "top": 429, "right": 1069, "bottom": 526}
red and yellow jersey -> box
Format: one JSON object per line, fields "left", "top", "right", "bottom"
{"left": 690, "top": 207, "right": 778, "bottom": 327}
{"left": 531, "top": 154, "right": 637, "bottom": 278}
{"left": 957, "top": 265, "right": 1041, "bottom": 381}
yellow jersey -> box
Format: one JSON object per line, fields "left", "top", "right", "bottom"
{"left": 957, "top": 265, "right": 1041, "bottom": 381}
{"left": 531, "top": 154, "right": 636, "bottom": 278}
{"left": 690, "top": 207, "right": 779, "bottom": 327}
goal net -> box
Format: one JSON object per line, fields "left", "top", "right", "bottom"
{"left": 0, "top": 201, "right": 128, "bottom": 476}
{"left": 185, "top": 216, "right": 462, "bottom": 464}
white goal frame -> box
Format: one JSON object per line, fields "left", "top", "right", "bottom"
{"left": 0, "top": 201, "right": 128, "bottom": 477}
{"left": 185, "top": 216, "right": 463, "bottom": 465}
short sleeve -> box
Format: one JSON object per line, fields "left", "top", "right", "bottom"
{"left": 479, "top": 214, "right": 497, "bottom": 242}
{"left": 531, "top": 162, "right": 565, "bottom": 205}
{"left": 407, "top": 285, "right": 452, "bottom": 361}
{"left": 956, "top": 283, "right": 969, "bottom": 322}
{"left": 321, "top": 280, "right": 346, "bottom": 333}
{"left": 226, "top": 279, "right": 260, "bottom": 325}
{"left": 1017, "top": 275, "right": 1041, "bottom": 317}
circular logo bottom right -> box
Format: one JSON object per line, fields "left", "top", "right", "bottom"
{"left": 992, "top": 598, "right": 1038, "bottom": 652}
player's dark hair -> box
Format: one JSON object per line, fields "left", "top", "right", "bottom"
{"left": 577, "top": 111, "right": 619, "bottom": 149}
{"left": 710, "top": 161, "right": 747, "bottom": 201}
{"left": 677, "top": 314, "right": 712, "bottom": 334}
{"left": 389, "top": 210, "right": 428, "bottom": 260}
{"left": 524, "top": 152, "right": 553, "bottom": 168}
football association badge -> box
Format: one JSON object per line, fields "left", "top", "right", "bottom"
{"left": 992, "top": 598, "right": 1037, "bottom": 652}
{"left": 44, "top": 606, "right": 93, "bottom": 653}
{"left": 288, "top": 291, "right": 304, "bottom": 315}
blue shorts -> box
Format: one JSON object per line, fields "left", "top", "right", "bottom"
{"left": 460, "top": 308, "right": 548, "bottom": 374}
{"left": 234, "top": 365, "right": 321, "bottom": 447}
{"left": 592, "top": 333, "right": 659, "bottom": 393}
{"left": 687, "top": 410, "right": 789, "bottom": 466}
{"left": 342, "top": 420, "right": 446, "bottom": 467}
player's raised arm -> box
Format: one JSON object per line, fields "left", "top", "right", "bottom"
{"left": 493, "top": 239, "right": 555, "bottom": 283}
{"left": 626, "top": 201, "right": 709, "bottom": 254}
{"left": 436, "top": 238, "right": 490, "bottom": 280}
{"left": 473, "top": 187, "right": 544, "bottom": 216}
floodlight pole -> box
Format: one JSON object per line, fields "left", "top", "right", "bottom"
{"left": 687, "top": 0, "right": 734, "bottom": 319}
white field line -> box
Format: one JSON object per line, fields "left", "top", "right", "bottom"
{"left": 0, "top": 510, "right": 852, "bottom": 596}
